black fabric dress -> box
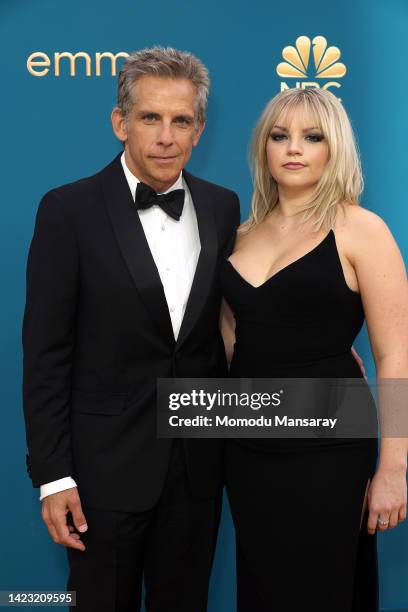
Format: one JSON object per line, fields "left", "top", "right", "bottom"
{"left": 220, "top": 229, "right": 379, "bottom": 612}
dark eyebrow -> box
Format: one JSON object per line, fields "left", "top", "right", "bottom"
{"left": 136, "top": 111, "right": 195, "bottom": 123}
{"left": 138, "top": 110, "right": 160, "bottom": 117}
{"left": 272, "top": 125, "right": 321, "bottom": 132}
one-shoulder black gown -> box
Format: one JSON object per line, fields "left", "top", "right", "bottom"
{"left": 220, "top": 230, "right": 379, "bottom": 612}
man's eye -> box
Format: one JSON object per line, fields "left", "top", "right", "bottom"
{"left": 175, "top": 117, "right": 190, "bottom": 125}
{"left": 143, "top": 114, "right": 157, "bottom": 122}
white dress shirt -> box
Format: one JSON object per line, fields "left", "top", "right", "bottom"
{"left": 39, "top": 153, "right": 201, "bottom": 500}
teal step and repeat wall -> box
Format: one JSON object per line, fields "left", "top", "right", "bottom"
{"left": 1, "top": 0, "right": 407, "bottom": 610}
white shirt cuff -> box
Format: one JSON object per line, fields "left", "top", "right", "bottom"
{"left": 39, "top": 477, "right": 77, "bottom": 501}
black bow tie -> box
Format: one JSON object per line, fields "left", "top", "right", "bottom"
{"left": 135, "top": 181, "right": 185, "bottom": 221}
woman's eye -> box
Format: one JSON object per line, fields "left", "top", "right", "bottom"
{"left": 270, "top": 132, "right": 324, "bottom": 142}
{"left": 306, "top": 134, "right": 324, "bottom": 142}
{"left": 270, "top": 133, "right": 286, "bottom": 141}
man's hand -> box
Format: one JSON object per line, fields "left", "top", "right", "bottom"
{"left": 351, "top": 346, "right": 366, "bottom": 378}
{"left": 41, "top": 488, "right": 88, "bottom": 551}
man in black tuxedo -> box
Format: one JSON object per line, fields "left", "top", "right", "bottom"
{"left": 23, "top": 46, "right": 240, "bottom": 611}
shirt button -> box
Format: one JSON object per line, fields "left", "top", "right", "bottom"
{"left": 161, "top": 225, "right": 166, "bottom": 231}
{"left": 166, "top": 267, "right": 171, "bottom": 272}
{"left": 170, "top": 306, "right": 175, "bottom": 313}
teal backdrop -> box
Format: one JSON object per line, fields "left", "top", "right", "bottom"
{"left": 1, "top": 0, "right": 407, "bottom": 610}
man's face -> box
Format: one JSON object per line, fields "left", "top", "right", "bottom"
{"left": 112, "top": 76, "right": 205, "bottom": 192}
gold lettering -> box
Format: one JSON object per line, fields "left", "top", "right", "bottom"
{"left": 95, "top": 52, "right": 129, "bottom": 76}
{"left": 54, "top": 52, "right": 92, "bottom": 77}
{"left": 280, "top": 82, "right": 302, "bottom": 91}
{"left": 323, "top": 82, "right": 342, "bottom": 102}
{"left": 27, "top": 52, "right": 51, "bottom": 77}
{"left": 323, "top": 82, "right": 341, "bottom": 90}
{"left": 301, "top": 82, "right": 320, "bottom": 89}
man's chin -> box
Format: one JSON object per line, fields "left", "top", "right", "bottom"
{"left": 148, "top": 167, "right": 183, "bottom": 190}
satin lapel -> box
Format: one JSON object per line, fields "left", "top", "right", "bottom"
{"left": 101, "top": 154, "right": 175, "bottom": 347}
{"left": 176, "top": 170, "right": 218, "bottom": 350}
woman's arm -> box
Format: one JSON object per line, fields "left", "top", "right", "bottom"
{"left": 348, "top": 206, "right": 408, "bottom": 533}
{"left": 219, "top": 298, "right": 236, "bottom": 365}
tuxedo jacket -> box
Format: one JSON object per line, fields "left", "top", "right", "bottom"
{"left": 23, "top": 153, "right": 240, "bottom": 512}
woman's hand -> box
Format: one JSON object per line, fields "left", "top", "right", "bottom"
{"left": 367, "top": 466, "right": 407, "bottom": 534}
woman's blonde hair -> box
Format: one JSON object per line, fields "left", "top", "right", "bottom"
{"left": 244, "top": 88, "right": 363, "bottom": 233}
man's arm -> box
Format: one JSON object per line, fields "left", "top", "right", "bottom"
{"left": 23, "top": 189, "right": 87, "bottom": 550}
{"left": 23, "top": 189, "right": 78, "bottom": 484}
{"left": 40, "top": 477, "right": 77, "bottom": 501}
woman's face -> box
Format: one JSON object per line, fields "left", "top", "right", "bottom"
{"left": 266, "top": 107, "right": 329, "bottom": 192}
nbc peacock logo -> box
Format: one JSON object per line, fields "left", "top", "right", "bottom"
{"left": 277, "top": 36, "right": 346, "bottom": 94}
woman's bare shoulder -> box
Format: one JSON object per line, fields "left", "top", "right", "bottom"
{"left": 334, "top": 202, "right": 398, "bottom": 264}
{"left": 340, "top": 202, "right": 387, "bottom": 228}
{"left": 233, "top": 219, "right": 253, "bottom": 250}
{"left": 237, "top": 218, "right": 252, "bottom": 233}
{"left": 336, "top": 202, "right": 391, "bottom": 240}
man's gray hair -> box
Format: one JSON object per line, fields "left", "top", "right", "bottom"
{"left": 117, "top": 46, "right": 210, "bottom": 125}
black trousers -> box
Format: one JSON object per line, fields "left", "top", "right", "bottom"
{"left": 67, "top": 441, "right": 222, "bottom": 611}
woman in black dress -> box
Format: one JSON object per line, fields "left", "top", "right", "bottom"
{"left": 219, "top": 88, "right": 408, "bottom": 611}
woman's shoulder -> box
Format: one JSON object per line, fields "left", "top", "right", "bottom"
{"left": 335, "top": 202, "right": 397, "bottom": 260}
{"left": 233, "top": 219, "right": 253, "bottom": 248}
{"left": 237, "top": 218, "right": 252, "bottom": 233}
{"left": 336, "top": 202, "right": 391, "bottom": 240}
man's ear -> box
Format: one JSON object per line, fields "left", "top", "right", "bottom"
{"left": 111, "top": 107, "right": 128, "bottom": 143}
{"left": 193, "top": 120, "right": 205, "bottom": 147}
